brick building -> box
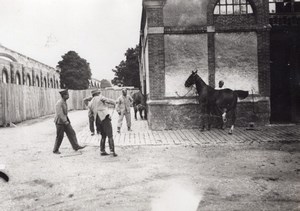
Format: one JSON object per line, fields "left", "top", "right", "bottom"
{"left": 0, "top": 44, "right": 60, "bottom": 88}
{"left": 139, "top": 0, "right": 300, "bottom": 130}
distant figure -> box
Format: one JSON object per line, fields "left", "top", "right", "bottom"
{"left": 53, "top": 89, "right": 86, "bottom": 154}
{"left": 83, "top": 90, "right": 102, "bottom": 136}
{"left": 116, "top": 88, "right": 133, "bottom": 133}
{"left": 218, "top": 80, "right": 224, "bottom": 89}
{"left": 132, "top": 90, "right": 147, "bottom": 120}
{"left": 89, "top": 89, "right": 118, "bottom": 157}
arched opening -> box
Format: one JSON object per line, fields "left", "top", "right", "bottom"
{"left": 26, "top": 74, "right": 31, "bottom": 86}
{"left": 56, "top": 80, "right": 59, "bottom": 89}
{"left": 2, "top": 68, "right": 8, "bottom": 83}
{"left": 50, "top": 79, "right": 53, "bottom": 88}
{"left": 0, "top": 53, "right": 18, "bottom": 62}
{"left": 44, "top": 77, "right": 47, "bottom": 88}
{"left": 214, "top": 0, "right": 254, "bottom": 15}
{"left": 15, "top": 72, "right": 21, "bottom": 85}
{"left": 36, "top": 76, "right": 40, "bottom": 87}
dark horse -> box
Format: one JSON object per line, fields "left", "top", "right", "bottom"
{"left": 132, "top": 90, "right": 147, "bottom": 120}
{"left": 185, "top": 70, "right": 249, "bottom": 134}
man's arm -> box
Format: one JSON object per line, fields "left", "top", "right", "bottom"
{"left": 83, "top": 96, "right": 93, "bottom": 106}
{"left": 101, "top": 96, "right": 116, "bottom": 106}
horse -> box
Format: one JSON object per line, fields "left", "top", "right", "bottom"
{"left": 132, "top": 90, "right": 147, "bottom": 120}
{"left": 184, "top": 70, "right": 249, "bottom": 134}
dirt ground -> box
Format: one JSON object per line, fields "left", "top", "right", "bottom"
{"left": 0, "top": 111, "right": 300, "bottom": 211}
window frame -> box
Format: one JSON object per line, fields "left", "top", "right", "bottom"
{"left": 214, "top": 0, "right": 254, "bottom": 15}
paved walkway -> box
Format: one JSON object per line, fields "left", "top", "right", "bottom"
{"left": 77, "top": 108, "right": 300, "bottom": 147}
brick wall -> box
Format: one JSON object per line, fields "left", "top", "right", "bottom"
{"left": 142, "top": 0, "right": 271, "bottom": 130}
{"left": 148, "top": 99, "right": 270, "bottom": 130}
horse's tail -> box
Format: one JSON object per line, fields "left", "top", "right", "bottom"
{"left": 234, "top": 90, "right": 249, "bottom": 100}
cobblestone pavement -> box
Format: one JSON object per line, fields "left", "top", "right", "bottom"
{"left": 78, "top": 108, "right": 300, "bottom": 147}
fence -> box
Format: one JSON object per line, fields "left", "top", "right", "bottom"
{"left": 0, "top": 84, "right": 139, "bottom": 126}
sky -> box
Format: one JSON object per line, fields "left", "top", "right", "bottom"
{"left": 0, "top": 0, "right": 142, "bottom": 81}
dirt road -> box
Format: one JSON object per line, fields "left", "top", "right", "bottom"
{"left": 0, "top": 110, "right": 299, "bottom": 211}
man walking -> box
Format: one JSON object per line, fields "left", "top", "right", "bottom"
{"left": 53, "top": 89, "right": 86, "bottom": 154}
{"left": 116, "top": 88, "right": 133, "bottom": 133}
{"left": 89, "top": 90, "right": 118, "bottom": 157}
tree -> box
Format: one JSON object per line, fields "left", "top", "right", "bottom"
{"left": 111, "top": 45, "right": 140, "bottom": 88}
{"left": 100, "top": 79, "right": 112, "bottom": 89}
{"left": 58, "top": 51, "right": 92, "bottom": 90}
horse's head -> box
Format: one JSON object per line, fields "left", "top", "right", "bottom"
{"left": 185, "top": 70, "right": 198, "bottom": 88}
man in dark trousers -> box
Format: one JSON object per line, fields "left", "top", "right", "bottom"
{"left": 89, "top": 89, "right": 118, "bottom": 157}
{"left": 53, "top": 89, "right": 86, "bottom": 154}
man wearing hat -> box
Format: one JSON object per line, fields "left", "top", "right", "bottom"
{"left": 116, "top": 88, "right": 133, "bottom": 133}
{"left": 89, "top": 90, "right": 118, "bottom": 157}
{"left": 53, "top": 89, "right": 86, "bottom": 154}
{"left": 216, "top": 80, "right": 225, "bottom": 90}
{"left": 83, "top": 89, "right": 102, "bottom": 136}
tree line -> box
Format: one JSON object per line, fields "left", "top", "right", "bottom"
{"left": 58, "top": 45, "right": 140, "bottom": 90}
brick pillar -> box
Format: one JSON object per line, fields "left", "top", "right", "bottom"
{"left": 207, "top": 31, "right": 215, "bottom": 87}
{"left": 257, "top": 29, "right": 271, "bottom": 97}
{"left": 144, "top": 0, "right": 166, "bottom": 100}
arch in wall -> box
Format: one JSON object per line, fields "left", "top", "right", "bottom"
{"left": 26, "top": 74, "right": 31, "bottom": 86}
{"left": 43, "top": 77, "right": 47, "bottom": 88}
{"left": 0, "top": 53, "right": 18, "bottom": 62}
{"left": 50, "top": 79, "right": 53, "bottom": 88}
{"left": 56, "top": 80, "right": 59, "bottom": 89}
{"left": 15, "top": 72, "right": 21, "bottom": 85}
{"left": 213, "top": 0, "right": 254, "bottom": 15}
{"left": 2, "top": 68, "right": 8, "bottom": 83}
{"left": 36, "top": 75, "right": 40, "bottom": 87}
{"left": 207, "top": 0, "right": 261, "bottom": 24}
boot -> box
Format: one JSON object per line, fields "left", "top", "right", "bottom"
{"left": 108, "top": 137, "right": 117, "bottom": 157}
{"left": 117, "top": 127, "right": 120, "bottom": 133}
{"left": 100, "top": 137, "right": 109, "bottom": 156}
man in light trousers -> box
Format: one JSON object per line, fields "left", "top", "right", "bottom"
{"left": 116, "top": 88, "right": 133, "bottom": 133}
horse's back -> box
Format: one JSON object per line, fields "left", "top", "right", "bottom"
{"left": 132, "top": 91, "right": 145, "bottom": 105}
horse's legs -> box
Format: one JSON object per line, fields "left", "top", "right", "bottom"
{"left": 222, "top": 108, "right": 227, "bottom": 123}
{"left": 134, "top": 106, "right": 137, "bottom": 120}
{"left": 145, "top": 108, "right": 147, "bottom": 120}
{"left": 139, "top": 109, "right": 143, "bottom": 119}
{"left": 200, "top": 104, "right": 207, "bottom": 132}
{"left": 228, "top": 110, "right": 236, "bottom": 135}
{"left": 207, "top": 106, "right": 212, "bottom": 131}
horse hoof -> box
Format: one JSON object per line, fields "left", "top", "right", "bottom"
{"left": 228, "top": 131, "right": 232, "bottom": 135}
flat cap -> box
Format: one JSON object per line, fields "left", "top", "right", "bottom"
{"left": 91, "top": 89, "right": 101, "bottom": 96}
{"left": 59, "top": 89, "right": 69, "bottom": 95}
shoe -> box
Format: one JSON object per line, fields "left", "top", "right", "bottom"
{"left": 110, "top": 152, "right": 118, "bottom": 157}
{"left": 100, "top": 151, "right": 109, "bottom": 156}
{"left": 128, "top": 128, "right": 132, "bottom": 131}
{"left": 91, "top": 132, "right": 95, "bottom": 136}
{"left": 75, "top": 145, "right": 86, "bottom": 151}
{"left": 117, "top": 127, "right": 120, "bottom": 133}
{"left": 53, "top": 151, "right": 61, "bottom": 154}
